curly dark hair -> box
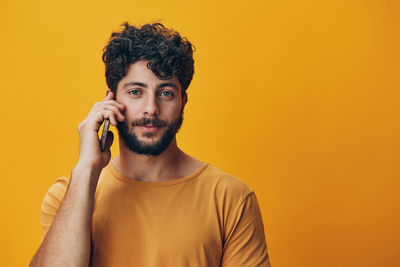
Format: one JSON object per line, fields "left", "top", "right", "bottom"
{"left": 102, "top": 22, "right": 195, "bottom": 97}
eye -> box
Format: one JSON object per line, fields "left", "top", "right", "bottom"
{"left": 160, "top": 91, "right": 174, "bottom": 97}
{"left": 128, "top": 89, "right": 141, "bottom": 96}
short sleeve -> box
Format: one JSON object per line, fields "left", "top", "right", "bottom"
{"left": 40, "top": 177, "right": 69, "bottom": 241}
{"left": 221, "top": 192, "right": 271, "bottom": 266}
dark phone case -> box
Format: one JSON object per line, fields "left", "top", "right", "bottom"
{"left": 100, "top": 119, "right": 110, "bottom": 152}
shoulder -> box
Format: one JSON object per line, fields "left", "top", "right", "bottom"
{"left": 51, "top": 177, "right": 70, "bottom": 193}
{"left": 43, "top": 177, "right": 70, "bottom": 203}
{"left": 41, "top": 177, "right": 70, "bottom": 213}
{"left": 201, "top": 163, "right": 254, "bottom": 203}
{"left": 40, "top": 176, "right": 70, "bottom": 238}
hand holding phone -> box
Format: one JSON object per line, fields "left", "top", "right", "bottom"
{"left": 76, "top": 90, "right": 124, "bottom": 170}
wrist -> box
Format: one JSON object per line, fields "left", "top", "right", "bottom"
{"left": 76, "top": 158, "right": 104, "bottom": 172}
{"left": 72, "top": 162, "right": 103, "bottom": 187}
{"left": 74, "top": 161, "right": 102, "bottom": 175}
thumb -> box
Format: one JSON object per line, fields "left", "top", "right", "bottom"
{"left": 104, "top": 131, "right": 114, "bottom": 151}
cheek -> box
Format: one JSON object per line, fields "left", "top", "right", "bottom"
{"left": 124, "top": 108, "right": 138, "bottom": 121}
{"left": 120, "top": 108, "right": 137, "bottom": 127}
{"left": 120, "top": 100, "right": 140, "bottom": 116}
{"left": 165, "top": 107, "right": 181, "bottom": 122}
{"left": 165, "top": 100, "right": 183, "bottom": 114}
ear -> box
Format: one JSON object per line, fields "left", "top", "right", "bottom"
{"left": 182, "top": 92, "right": 188, "bottom": 107}
{"left": 106, "top": 88, "right": 117, "bottom": 100}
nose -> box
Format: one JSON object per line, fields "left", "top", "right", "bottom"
{"left": 142, "top": 93, "right": 160, "bottom": 116}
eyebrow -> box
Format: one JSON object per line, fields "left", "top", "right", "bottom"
{"left": 123, "top": 81, "right": 179, "bottom": 91}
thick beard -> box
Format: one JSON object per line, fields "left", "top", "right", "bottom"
{"left": 116, "top": 111, "right": 184, "bottom": 156}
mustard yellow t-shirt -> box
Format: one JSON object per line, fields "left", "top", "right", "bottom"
{"left": 40, "top": 161, "right": 271, "bottom": 266}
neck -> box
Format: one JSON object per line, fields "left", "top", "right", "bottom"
{"left": 113, "top": 136, "right": 188, "bottom": 182}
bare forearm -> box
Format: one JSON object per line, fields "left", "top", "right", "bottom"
{"left": 30, "top": 164, "right": 101, "bottom": 267}
{"left": 31, "top": 91, "right": 121, "bottom": 266}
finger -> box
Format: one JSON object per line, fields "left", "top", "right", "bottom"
{"left": 104, "top": 131, "right": 114, "bottom": 151}
{"left": 102, "top": 100, "right": 126, "bottom": 110}
{"left": 103, "top": 110, "right": 118, "bottom": 126}
{"left": 104, "top": 105, "right": 125, "bottom": 121}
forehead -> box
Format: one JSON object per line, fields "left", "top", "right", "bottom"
{"left": 118, "top": 60, "right": 181, "bottom": 90}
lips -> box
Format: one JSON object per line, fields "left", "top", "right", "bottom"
{"left": 143, "top": 124, "right": 159, "bottom": 128}
{"left": 138, "top": 124, "right": 161, "bottom": 133}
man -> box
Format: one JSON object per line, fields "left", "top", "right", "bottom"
{"left": 30, "top": 22, "right": 271, "bottom": 267}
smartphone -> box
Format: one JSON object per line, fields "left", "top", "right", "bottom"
{"left": 100, "top": 118, "right": 110, "bottom": 152}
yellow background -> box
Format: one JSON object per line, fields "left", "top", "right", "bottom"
{"left": 0, "top": 0, "right": 399, "bottom": 266}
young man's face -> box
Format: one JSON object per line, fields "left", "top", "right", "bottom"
{"left": 115, "top": 60, "right": 187, "bottom": 156}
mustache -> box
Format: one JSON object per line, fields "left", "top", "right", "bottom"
{"left": 131, "top": 117, "right": 167, "bottom": 127}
